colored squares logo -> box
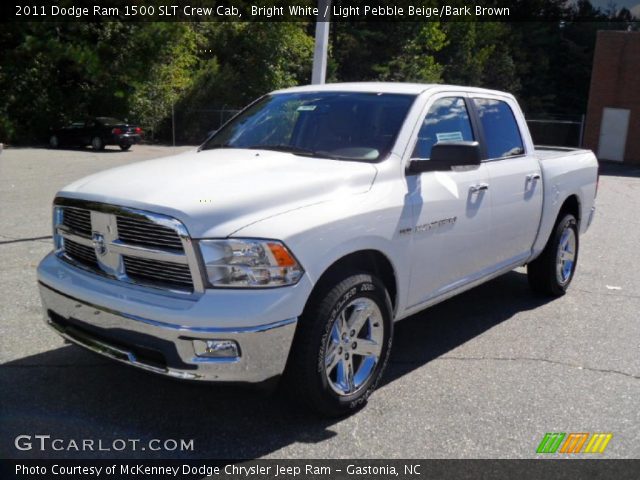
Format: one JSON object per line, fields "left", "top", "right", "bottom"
{"left": 559, "top": 433, "right": 589, "bottom": 453}
{"left": 537, "top": 433, "right": 565, "bottom": 453}
{"left": 537, "top": 433, "right": 612, "bottom": 454}
{"left": 584, "top": 433, "right": 613, "bottom": 453}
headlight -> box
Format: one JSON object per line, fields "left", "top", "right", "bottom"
{"left": 198, "top": 239, "right": 304, "bottom": 288}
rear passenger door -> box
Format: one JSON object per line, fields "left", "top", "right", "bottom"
{"left": 65, "top": 121, "right": 85, "bottom": 145}
{"left": 472, "top": 96, "right": 543, "bottom": 267}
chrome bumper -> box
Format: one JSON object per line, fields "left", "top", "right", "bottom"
{"left": 38, "top": 282, "right": 297, "bottom": 383}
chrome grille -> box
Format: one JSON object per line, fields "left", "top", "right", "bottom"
{"left": 123, "top": 256, "right": 193, "bottom": 289}
{"left": 62, "top": 208, "right": 92, "bottom": 237}
{"left": 116, "top": 216, "right": 183, "bottom": 250}
{"left": 54, "top": 200, "right": 201, "bottom": 294}
{"left": 63, "top": 238, "right": 98, "bottom": 268}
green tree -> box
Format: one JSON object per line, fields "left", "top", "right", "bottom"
{"left": 172, "top": 22, "right": 314, "bottom": 142}
{"left": 379, "top": 23, "right": 446, "bottom": 83}
{"left": 130, "top": 24, "right": 199, "bottom": 139}
{"left": 441, "top": 22, "right": 520, "bottom": 94}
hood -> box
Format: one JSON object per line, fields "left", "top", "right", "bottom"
{"left": 58, "top": 148, "right": 378, "bottom": 238}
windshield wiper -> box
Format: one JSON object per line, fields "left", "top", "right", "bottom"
{"left": 313, "top": 151, "right": 362, "bottom": 161}
{"left": 200, "top": 143, "right": 237, "bottom": 151}
{"left": 206, "top": 143, "right": 369, "bottom": 162}
{"left": 248, "top": 144, "right": 317, "bottom": 156}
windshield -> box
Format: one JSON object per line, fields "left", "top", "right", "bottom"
{"left": 201, "top": 92, "right": 416, "bottom": 162}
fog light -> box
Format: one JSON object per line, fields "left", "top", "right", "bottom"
{"left": 193, "top": 339, "right": 240, "bottom": 359}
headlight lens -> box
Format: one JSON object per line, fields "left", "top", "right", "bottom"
{"left": 198, "top": 239, "right": 304, "bottom": 288}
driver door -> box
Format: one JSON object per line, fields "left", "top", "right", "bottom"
{"left": 405, "top": 94, "right": 493, "bottom": 308}
{"left": 80, "top": 119, "right": 97, "bottom": 146}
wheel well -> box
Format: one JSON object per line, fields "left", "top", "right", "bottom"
{"left": 559, "top": 195, "right": 581, "bottom": 226}
{"left": 311, "top": 250, "right": 398, "bottom": 314}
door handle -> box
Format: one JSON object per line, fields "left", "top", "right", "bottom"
{"left": 469, "top": 183, "right": 489, "bottom": 193}
{"left": 526, "top": 173, "right": 541, "bottom": 182}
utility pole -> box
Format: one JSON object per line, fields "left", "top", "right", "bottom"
{"left": 171, "top": 101, "right": 176, "bottom": 147}
{"left": 311, "top": 0, "right": 331, "bottom": 84}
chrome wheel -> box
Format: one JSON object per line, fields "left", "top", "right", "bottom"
{"left": 91, "top": 136, "right": 103, "bottom": 150}
{"left": 324, "top": 297, "right": 384, "bottom": 396}
{"left": 556, "top": 226, "right": 576, "bottom": 285}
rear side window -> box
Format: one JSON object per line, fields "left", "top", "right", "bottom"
{"left": 411, "top": 97, "right": 474, "bottom": 160}
{"left": 473, "top": 98, "right": 524, "bottom": 159}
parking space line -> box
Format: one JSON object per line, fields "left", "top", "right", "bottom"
{"left": 0, "top": 235, "right": 52, "bottom": 246}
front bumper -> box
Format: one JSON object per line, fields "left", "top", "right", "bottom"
{"left": 39, "top": 282, "right": 297, "bottom": 383}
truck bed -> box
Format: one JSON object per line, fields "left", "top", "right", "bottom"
{"left": 534, "top": 146, "right": 594, "bottom": 161}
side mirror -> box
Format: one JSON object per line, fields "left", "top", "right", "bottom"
{"left": 407, "top": 141, "right": 482, "bottom": 174}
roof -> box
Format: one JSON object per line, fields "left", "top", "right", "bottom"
{"left": 273, "top": 82, "right": 435, "bottom": 95}
{"left": 272, "top": 82, "right": 513, "bottom": 98}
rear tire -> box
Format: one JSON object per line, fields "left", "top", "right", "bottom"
{"left": 285, "top": 273, "right": 393, "bottom": 417}
{"left": 528, "top": 214, "right": 579, "bottom": 296}
{"left": 91, "top": 136, "right": 104, "bottom": 151}
{"left": 119, "top": 143, "right": 131, "bottom": 151}
{"left": 49, "top": 135, "right": 59, "bottom": 149}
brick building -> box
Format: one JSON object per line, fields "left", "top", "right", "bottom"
{"left": 584, "top": 31, "right": 640, "bottom": 164}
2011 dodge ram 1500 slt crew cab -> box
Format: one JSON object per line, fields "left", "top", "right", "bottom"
{"left": 37, "top": 83, "right": 598, "bottom": 416}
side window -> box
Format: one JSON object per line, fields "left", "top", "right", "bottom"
{"left": 473, "top": 98, "right": 524, "bottom": 159}
{"left": 411, "top": 97, "right": 474, "bottom": 160}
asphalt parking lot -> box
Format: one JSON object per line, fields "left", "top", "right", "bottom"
{"left": 1, "top": 145, "right": 639, "bottom": 459}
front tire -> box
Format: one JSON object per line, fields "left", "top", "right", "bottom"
{"left": 91, "top": 136, "right": 104, "bottom": 151}
{"left": 286, "top": 273, "right": 393, "bottom": 417}
{"left": 528, "top": 213, "right": 579, "bottom": 296}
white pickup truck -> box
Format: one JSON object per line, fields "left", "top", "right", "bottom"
{"left": 38, "top": 83, "right": 598, "bottom": 416}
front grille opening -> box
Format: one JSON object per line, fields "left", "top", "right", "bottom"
{"left": 123, "top": 256, "right": 193, "bottom": 291}
{"left": 57, "top": 203, "right": 195, "bottom": 294}
{"left": 62, "top": 207, "right": 92, "bottom": 236}
{"left": 48, "top": 311, "right": 168, "bottom": 370}
{"left": 116, "top": 216, "right": 183, "bottom": 251}
{"left": 63, "top": 238, "right": 98, "bottom": 269}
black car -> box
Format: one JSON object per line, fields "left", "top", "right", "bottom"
{"left": 49, "top": 117, "right": 143, "bottom": 151}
